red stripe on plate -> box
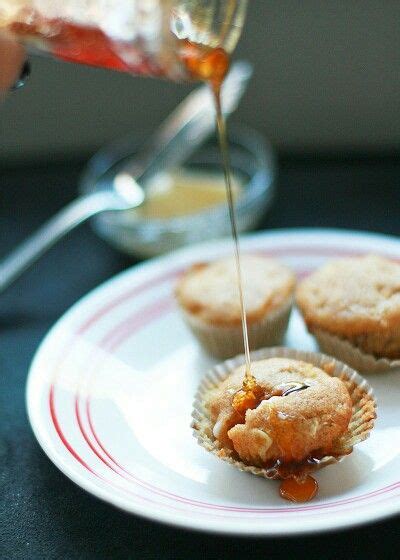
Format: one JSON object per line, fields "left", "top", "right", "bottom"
{"left": 49, "top": 385, "right": 98, "bottom": 477}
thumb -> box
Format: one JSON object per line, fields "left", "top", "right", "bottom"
{"left": 0, "top": 38, "right": 26, "bottom": 93}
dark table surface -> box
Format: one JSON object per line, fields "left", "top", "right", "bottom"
{"left": 1, "top": 156, "right": 399, "bottom": 559}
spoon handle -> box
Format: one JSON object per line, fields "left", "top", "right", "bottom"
{"left": 0, "top": 192, "right": 116, "bottom": 293}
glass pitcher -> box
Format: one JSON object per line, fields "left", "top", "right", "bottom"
{"left": 0, "top": 0, "right": 248, "bottom": 81}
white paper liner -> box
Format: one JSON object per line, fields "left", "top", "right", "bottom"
{"left": 182, "top": 300, "right": 293, "bottom": 359}
{"left": 192, "top": 347, "right": 377, "bottom": 480}
{"left": 314, "top": 329, "right": 400, "bottom": 374}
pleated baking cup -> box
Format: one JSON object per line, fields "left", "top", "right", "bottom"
{"left": 191, "top": 347, "right": 377, "bottom": 480}
{"left": 181, "top": 300, "right": 293, "bottom": 360}
{"left": 314, "top": 329, "right": 400, "bottom": 374}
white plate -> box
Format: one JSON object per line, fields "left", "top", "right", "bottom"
{"left": 26, "top": 229, "right": 400, "bottom": 536}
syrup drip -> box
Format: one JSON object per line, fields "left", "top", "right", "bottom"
{"left": 231, "top": 374, "right": 264, "bottom": 418}
{"left": 279, "top": 476, "right": 319, "bottom": 503}
{"left": 231, "top": 377, "right": 318, "bottom": 502}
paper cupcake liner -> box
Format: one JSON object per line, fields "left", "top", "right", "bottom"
{"left": 313, "top": 329, "right": 400, "bottom": 374}
{"left": 192, "top": 347, "right": 377, "bottom": 480}
{"left": 182, "top": 300, "right": 293, "bottom": 360}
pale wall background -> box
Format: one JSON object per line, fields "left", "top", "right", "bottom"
{"left": 1, "top": 1, "right": 399, "bottom": 163}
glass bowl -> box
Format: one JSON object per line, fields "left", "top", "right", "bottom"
{"left": 80, "top": 125, "right": 276, "bottom": 259}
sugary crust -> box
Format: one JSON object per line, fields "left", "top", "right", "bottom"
{"left": 296, "top": 255, "right": 400, "bottom": 358}
{"left": 206, "top": 358, "right": 352, "bottom": 465}
{"left": 175, "top": 255, "right": 296, "bottom": 327}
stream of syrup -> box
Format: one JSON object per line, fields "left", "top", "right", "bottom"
{"left": 181, "top": 41, "right": 253, "bottom": 380}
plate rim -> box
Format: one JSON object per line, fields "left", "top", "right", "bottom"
{"left": 26, "top": 228, "right": 400, "bottom": 536}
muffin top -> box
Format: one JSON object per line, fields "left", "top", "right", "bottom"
{"left": 175, "top": 255, "right": 295, "bottom": 326}
{"left": 206, "top": 358, "right": 352, "bottom": 465}
{"left": 296, "top": 254, "right": 400, "bottom": 336}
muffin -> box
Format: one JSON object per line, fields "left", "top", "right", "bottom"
{"left": 296, "top": 254, "right": 400, "bottom": 372}
{"left": 192, "top": 348, "right": 376, "bottom": 481}
{"left": 175, "top": 255, "right": 295, "bottom": 358}
{"left": 206, "top": 358, "right": 351, "bottom": 465}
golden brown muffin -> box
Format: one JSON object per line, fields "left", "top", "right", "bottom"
{"left": 296, "top": 255, "right": 400, "bottom": 360}
{"left": 175, "top": 255, "right": 296, "bottom": 358}
{"left": 205, "top": 358, "right": 352, "bottom": 466}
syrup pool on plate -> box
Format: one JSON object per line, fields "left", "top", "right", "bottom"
{"left": 279, "top": 476, "right": 319, "bottom": 503}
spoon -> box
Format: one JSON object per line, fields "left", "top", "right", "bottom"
{"left": 0, "top": 61, "right": 252, "bottom": 293}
